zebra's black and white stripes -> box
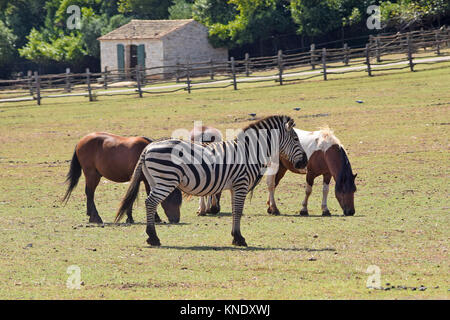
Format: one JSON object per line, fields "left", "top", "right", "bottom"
{"left": 115, "top": 115, "right": 307, "bottom": 247}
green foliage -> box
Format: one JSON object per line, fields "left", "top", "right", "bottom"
{"left": 18, "top": 28, "right": 86, "bottom": 64}
{"left": 380, "top": 0, "right": 450, "bottom": 30}
{"left": 117, "top": 0, "right": 172, "bottom": 19}
{"left": 169, "top": 0, "right": 194, "bottom": 19}
{"left": 204, "top": 0, "right": 295, "bottom": 48}
{"left": 0, "top": 19, "right": 17, "bottom": 77}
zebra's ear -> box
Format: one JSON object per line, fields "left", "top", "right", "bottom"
{"left": 285, "top": 118, "right": 295, "bottom": 131}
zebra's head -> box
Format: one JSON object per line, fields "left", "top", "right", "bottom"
{"left": 280, "top": 117, "right": 307, "bottom": 170}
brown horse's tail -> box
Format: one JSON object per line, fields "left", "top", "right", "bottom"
{"left": 115, "top": 155, "right": 144, "bottom": 223}
{"left": 62, "top": 148, "right": 82, "bottom": 205}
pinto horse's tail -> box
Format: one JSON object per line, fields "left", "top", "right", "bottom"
{"left": 62, "top": 148, "right": 82, "bottom": 204}
{"left": 115, "top": 155, "right": 144, "bottom": 223}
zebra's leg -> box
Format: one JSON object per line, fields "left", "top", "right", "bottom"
{"left": 300, "top": 172, "right": 315, "bottom": 216}
{"left": 321, "top": 174, "right": 332, "bottom": 216}
{"left": 231, "top": 187, "right": 248, "bottom": 247}
{"left": 143, "top": 179, "right": 161, "bottom": 223}
{"left": 197, "top": 197, "right": 207, "bottom": 216}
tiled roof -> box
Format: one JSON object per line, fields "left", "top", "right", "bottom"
{"left": 98, "top": 19, "right": 194, "bottom": 40}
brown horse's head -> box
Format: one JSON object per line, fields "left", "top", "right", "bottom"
{"left": 325, "top": 145, "right": 357, "bottom": 216}
{"left": 161, "top": 188, "right": 182, "bottom": 223}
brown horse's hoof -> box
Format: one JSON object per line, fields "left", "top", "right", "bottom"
{"left": 146, "top": 237, "right": 161, "bottom": 246}
{"left": 232, "top": 236, "right": 248, "bottom": 247}
{"left": 267, "top": 207, "right": 280, "bottom": 215}
{"left": 154, "top": 213, "right": 162, "bottom": 223}
{"left": 322, "top": 210, "right": 331, "bottom": 216}
{"left": 89, "top": 215, "right": 103, "bottom": 224}
{"left": 126, "top": 217, "right": 134, "bottom": 224}
{"left": 299, "top": 209, "right": 309, "bottom": 216}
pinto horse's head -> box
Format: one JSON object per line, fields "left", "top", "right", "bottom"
{"left": 325, "top": 145, "right": 357, "bottom": 216}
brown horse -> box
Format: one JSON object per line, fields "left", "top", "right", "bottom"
{"left": 63, "top": 132, "right": 182, "bottom": 223}
{"left": 266, "top": 128, "right": 357, "bottom": 216}
{"left": 189, "top": 125, "right": 222, "bottom": 215}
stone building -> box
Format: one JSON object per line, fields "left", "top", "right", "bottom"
{"left": 97, "top": 19, "right": 228, "bottom": 77}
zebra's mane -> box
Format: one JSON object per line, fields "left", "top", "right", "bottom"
{"left": 240, "top": 115, "right": 292, "bottom": 134}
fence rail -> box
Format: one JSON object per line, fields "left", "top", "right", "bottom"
{"left": 0, "top": 26, "right": 449, "bottom": 105}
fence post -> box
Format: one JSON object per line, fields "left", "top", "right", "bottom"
{"left": 365, "top": 44, "right": 372, "bottom": 77}
{"left": 176, "top": 61, "right": 180, "bottom": 83}
{"left": 231, "top": 57, "right": 237, "bottom": 90}
{"left": 343, "top": 43, "right": 349, "bottom": 65}
{"left": 103, "top": 66, "right": 108, "bottom": 90}
{"left": 407, "top": 34, "right": 414, "bottom": 72}
{"left": 86, "top": 68, "right": 93, "bottom": 102}
{"left": 245, "top": 53, "right": 250, "bottom": 77}
{"left": 209, "top": 58, "right": 214, "bottom": 80}
{"left": 277, "top": 50, "right": 284, "bottom": 85}
{"left": 310, "top": 44, "right": 316, "bottom": 70}
{"left": 420, "top": 27, "right": 426, "bottom": 50}
{"left": 186, "top": 59, "right": 191, "bottom": 94}
{"left": 375, "top": 37, "right": 381, "bottom": 62}
{"left": 435, "top": 29, "right": 441, "bottom": 55}
{"left": 34, "top": 71, "right": 41, "bottom": 106}
{"left": 27, "top": 70, "right": 33, "bottom": 96}
{"left": 322, "top": 48, "right": 327, "bottom": 81}
{"left": 65, "top": 68, "right": 71, "bottom": 93}
{"left": 136, "top": 65, "right": 143, "bottom": 98}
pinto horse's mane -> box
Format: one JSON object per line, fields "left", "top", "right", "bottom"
{"left": 335, "top": 147, "right": 357, "bottom": 194}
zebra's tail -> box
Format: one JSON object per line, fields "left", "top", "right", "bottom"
{"left": 115, "top": 155, "right": 144, "bottom": 223}
{"left": 62, "top": 147, "right": 82, "bottom": 205}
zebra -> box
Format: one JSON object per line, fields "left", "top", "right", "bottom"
{"left": 115, "top": 115, "right": 307, "bottom": 247}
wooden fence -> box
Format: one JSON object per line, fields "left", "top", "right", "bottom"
{"left": 0, "top": 26, "right": 449, "bottom": 105}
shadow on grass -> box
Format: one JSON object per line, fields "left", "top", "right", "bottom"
{"left": 152, "top": 245, "right": 336, "bottom": 252}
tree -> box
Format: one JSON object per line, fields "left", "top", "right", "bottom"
{"left": 117, "top": 0, "right": 173, "bottom": 19}
{"left": 200, "top": 0, "right": 295, "bottom": 48}
{"left": 169, "top": 0, "right": 194, "bottom": 19}
{"left": 0, "top": 19, "right": 17, "bottom": 78}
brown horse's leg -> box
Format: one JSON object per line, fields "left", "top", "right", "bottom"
{"left": 84, "top": 170, "right": 103, "bottom": 223}
{"left": 143, "top": 179, "right": 161, "bottom": 223}
{"left": 267, "top": 163, "right": 288, "bottom": 215}
{"left": 322, "top": 174, "right": 332, "bottom": 216}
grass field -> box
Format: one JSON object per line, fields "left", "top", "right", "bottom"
{"left": 0, "top": 63, "right": 449, "bottom": 299}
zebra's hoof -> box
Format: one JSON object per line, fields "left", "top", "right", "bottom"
{"left": 232, "top": 237, "right": 248, "bottom": 247}
{"left": 299, "top": 209, "right": 309, "bottom": 216}
{"left": 267, "top": 207, "right": 280, "bottom": 215}
{"left": 154, "top": 213, "right": 162, "bottom": 223}
{"left": 147, "top": 237, "right": 161, "bottom": 247}
{"left": 322, "top": 210, "right": 331, "bottom": 216}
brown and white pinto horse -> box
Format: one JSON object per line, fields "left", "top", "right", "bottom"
{"left": 266, "top": 128, "right": 357, "bottom": 216}
{"left": 189, "top": 125, "right": 223, "bottom": 215}
{"left": 63, "top": 132, "right": 182, "bottom": 224}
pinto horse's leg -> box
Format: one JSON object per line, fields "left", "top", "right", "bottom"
{"left": 322, "top": 174, "right": 332, "bottom": 216}
{"left": 266, "top": 163, "right": 288, "bottom": 215}
{"left": 197, "top": 197, "right": 207, "bottom": 216}
{"left": 231, "top": 187, "right": 248, "bottom": 247}
{"left": 84, "top": 170, "right": 103, "bottom": 224}
{"left": 208, "top": 192, "right": 221, "bottom": 214}
{"left": 300, "top": 172, "right": 316, "bottom": 216}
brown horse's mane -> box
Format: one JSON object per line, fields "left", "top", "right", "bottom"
{"left": 336, "top": 147, "right": 357, "bottom": 194}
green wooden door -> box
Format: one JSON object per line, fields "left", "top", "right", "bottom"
{"left": 137, "top": 44, "right": 146, "bottom": 69}
{"left": 117, "top": 44, "right": 124, "bottom": 72}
